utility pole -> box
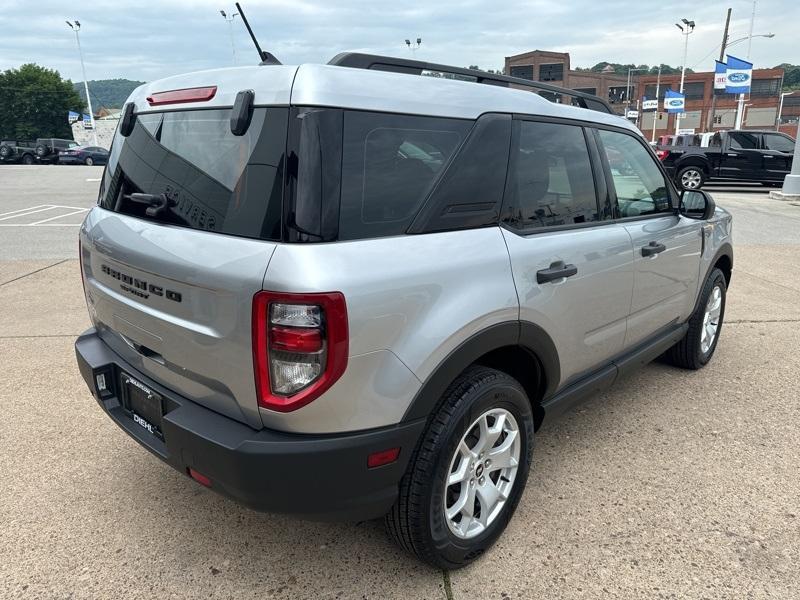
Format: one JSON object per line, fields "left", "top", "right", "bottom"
{"left": 220, "top": 10, "right": 239, "bottom": 65}
{"left": 734, "top": 1, "right": 756, "bottom": 129}
{"left": 651, "top": 65, "right": 662, "bottom": 143}
{"left": 707, "top": 7, "right": 732, "bottom": 131}
{"left": 66, "top": 20, "right": 98, "bottom": 146}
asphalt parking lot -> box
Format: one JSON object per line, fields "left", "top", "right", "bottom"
{"left": 1, "top": 165, "right": 799, "bottom": 599}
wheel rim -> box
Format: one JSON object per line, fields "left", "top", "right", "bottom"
{"left": 86, "top": 158, "right": 93, "bottom": 166}
{"left": 700, "top": 285, "right": 723, "bottom": 354}
{"left": 443, "top": 408, "right": 521, "bottom": 540}
{"left": 681, "top": 169, "right": 702, "bottom": 189}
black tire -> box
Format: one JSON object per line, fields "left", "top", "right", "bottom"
{"left": 385, "top": 366, "right": 534, "bottom": 569}
{"left": 35, "top": 144, "right": 49, "bottom": 157}
{"left": 676, "top": 165, "right": 706, "bottom": 190}
{"left": 22, "top": 154, "right": 34, "bottom": 165}
{"left": 0, "top": 144, "right": 13, "bottom": 158}
{"left": 84, "top": 156, "right": 94, "bottom": 166}
{"left": 667, "top": 268, "right": 727, "bottom": 370}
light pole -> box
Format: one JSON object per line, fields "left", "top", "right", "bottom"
{"left": 651, "top": 65, "right": 662, "bottom": 143}
{"left": 405, "top": 37, "right": 421, "bottom": 57}
{"left": 220, "top": 10, "right": 239, "bottom": 65}
{"left": 66, "top": 20, "right": 98, "bottom": 146}
{"left": 675, "top": 18, "right": 695, "bottom": 135}
{"left": 734, "top": 0, "right": 757, "bottom": 129}
{"left": 625, "top": 67, "right": 645, "bottom": 121}
{"left": 776, "top": 117, "right": 800, "bottom": 196}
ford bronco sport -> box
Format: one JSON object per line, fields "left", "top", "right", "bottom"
{"left": 75, "top": 53, "right": 733, "bottom": 569}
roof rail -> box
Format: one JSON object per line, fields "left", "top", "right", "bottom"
{"left": 327, "top": 52, "right": 615, "bottom": 115}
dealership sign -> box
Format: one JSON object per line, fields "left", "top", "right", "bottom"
{"left": 626, "top": 110, "right": 639, "bottom": 119}
{"left": 664, "top": 90, "right": 685, "bottom": 113}
{"left": 642, "top": 98, "right": 658, "bottom": 111}
{"left": 714, "top": 60, "right": 727, "bottom": 90}
{"left": 725, "top": 55, "right": 753, "bottom": 94}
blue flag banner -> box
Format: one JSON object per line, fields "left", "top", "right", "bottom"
{"left": 714, "top": 60, "right": 727, "bottom": 90}
{"left": 68, "top": 111, "right": 79, "bottom": 123}
{"left": 664, "top": 89, "right": 685, "bottom": 113}
{"left": 725, "top": 55, "right": 753, "bottom": 94}
{"left": 82, "top": 114, "right": 93, "bottom": 129}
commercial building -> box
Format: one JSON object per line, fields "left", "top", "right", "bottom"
{"left": 636, "top": 68, "right": 787, "bottom": 137}
{"left": 503, "top": 49, "right": 792, "bottom": 137}
{"left": 504, "top": 50, "right": 632, "bottom": 114}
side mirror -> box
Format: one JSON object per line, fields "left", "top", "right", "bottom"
{"left": 680, "top": 189, "right": 716, "bottom": 220}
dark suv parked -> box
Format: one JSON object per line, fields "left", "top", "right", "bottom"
{"left": 0, "top": 140, "right": 37, "bottom": 164}
{"left": 34, "top": 138, "right": 80, "bottom": 164}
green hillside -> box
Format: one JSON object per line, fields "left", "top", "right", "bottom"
{"left": 73, "top": 78, "right": 144, "bottom": 110}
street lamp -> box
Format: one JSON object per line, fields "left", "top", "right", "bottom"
{"left": 726, "top": 33, "right": 774, "bottom": 48}
{"left": 405, "top": 37, "right": 422, "bottom": 56}
{"left": 220, "top": 10, "right": 239, "bottom": 65}
{"left": 625, "top": 67, "right": 646, "bottom": 121}
{"left": 66, "top": 20, "right": 98, "bottom": 146}
{"left": 674, "top": 18, "right": 695, "bottom": 135}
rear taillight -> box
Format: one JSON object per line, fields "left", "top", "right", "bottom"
{"left": 656, "top": 150, "right": 670, "bottom": 161}
{"left": 252, "top": 291, "right": 348, "bottom": 412}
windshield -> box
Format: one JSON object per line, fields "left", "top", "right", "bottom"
{"left": 99, "top": 107, "right": 288, "bottom": 241}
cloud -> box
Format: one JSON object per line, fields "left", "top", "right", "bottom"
{"left": 0, "top": 0, "right": 793, "bottom": 85}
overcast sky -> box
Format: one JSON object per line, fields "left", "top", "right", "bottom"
{"left": 0, "top": 0, "right": 794, "bottom": 85}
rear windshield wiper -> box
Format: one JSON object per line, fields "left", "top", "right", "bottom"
{"left": 124, "top": 192, "right": 177, "bottom": 218}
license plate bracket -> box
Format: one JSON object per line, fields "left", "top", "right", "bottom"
{"left": 121, "top": 373, "right": 164, "bottom": 440}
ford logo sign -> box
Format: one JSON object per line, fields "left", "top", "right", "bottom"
{"left": 729, "top": 73, "right": 750, "bottom": 83}
{"left": 668, "top": 99, "right": 682, "bottom": 106}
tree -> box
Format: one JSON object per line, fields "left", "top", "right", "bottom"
{"left": 574, "top": 62, "right": 690, "bottom": 75}
{"left": 0, "top": 64, "right": 85, "bottom": 140}
{"left": 73, "top": 78, "right": 144, "bottom": 109}
{"left": 773, "top": 63, "right": 800, "bottom": 90}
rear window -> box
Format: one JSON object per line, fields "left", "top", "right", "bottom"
{"left": 337, "top": 112, "right": 471, "bottom": 240}
{"left": 99, "top": 107, "right": 287, "bottom": 241}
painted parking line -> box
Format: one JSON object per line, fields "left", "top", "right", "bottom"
{"left": 0, "top": 204, "right": 89, "bottom": 226}
{"left": 0, "top": 205, "right": 52, "bottom": 218}
{"left": 85, "top": 178, "right": 101, "bottom": 182}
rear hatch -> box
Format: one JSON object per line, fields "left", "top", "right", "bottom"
{"left": 80, "top": 68, "right": 295, "bottom": 429}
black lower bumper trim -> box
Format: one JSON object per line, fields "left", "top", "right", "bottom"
{"left": 75, "top": 328, "right": 425, "bottom": 521}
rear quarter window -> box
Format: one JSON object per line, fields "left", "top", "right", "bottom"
{"left": 338, "top": 111, "right": 471, "bottom": 240}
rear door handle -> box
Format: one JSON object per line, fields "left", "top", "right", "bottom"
{"left": 537, "top": 261, "right": 578, "bottom": 284}
{"left": 641, "top": 241, "right": 667, "bottom": 257}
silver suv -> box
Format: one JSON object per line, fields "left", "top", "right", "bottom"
{"left": 75, "top": 53, "right": 733, "bottom": 569}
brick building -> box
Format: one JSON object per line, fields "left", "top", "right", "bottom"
{"left": 503, "top": 49, "right": 793, "bottom": 137}
{"left": 636, "top": 68, "right": 787, "bottom": 137}
{"left": 504, "top": 50, "right": 636, "bottom": 115}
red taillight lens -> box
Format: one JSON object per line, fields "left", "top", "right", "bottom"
{"left": 146, "top": 86, "right": 217, "bottom": 106}
{"left": 252, "top": 291, "right": 348, "bottom": 412}
{"left": 656, "top": 150, "right": 669, "bottom": 161}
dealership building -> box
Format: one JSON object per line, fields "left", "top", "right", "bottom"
{"left": 503, "top": 50, "right": 796, "bottom": 136}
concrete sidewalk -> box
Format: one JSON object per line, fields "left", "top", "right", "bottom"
{"left": 1, "top": 249, "right": 799, "bottom": 599}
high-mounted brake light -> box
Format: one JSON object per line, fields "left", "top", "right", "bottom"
{"left": 252, "top": 291, "right": 348, "bottom": 412}
{"left": 146, "top": 86, "right": 217, "bottom": 106}
{"left": 656, "top": 149, "right": 670, "bottom": 161}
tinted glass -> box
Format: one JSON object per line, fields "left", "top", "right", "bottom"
{"left": 338, "top": 111, "right": 470, "bottom": 240}
{"left": 762, "top": 134, "right": 794, "bottom": 152}
{"left": 99, "top": 107, "right": 287, "bottom": 241}
{"left": 728, "top": 131, "right": 759, "bottom": 150}
{"left": 598, "top": 129, "right": 672, "bottom": 217}
{"left": 504, "top": 121, "right": 599, "bottom": 230}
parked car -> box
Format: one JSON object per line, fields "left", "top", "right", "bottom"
{"left": 0, "top": 140, "right": 37, "bottom": 164}
{"left": 658, "top": 129, "right": 795, "bottom": 189}
{"left": 75, "top": 53, "right": 733, "bottom": 569}
{"left": 58, "top": 145, "right": 109, "bottom": 166}
{"left": 33, "top": 138, "right": 80, "bottom": 164}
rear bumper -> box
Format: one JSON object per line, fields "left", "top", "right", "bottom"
{"left": 75, "top": 328, "right": 425, "bottom": 521}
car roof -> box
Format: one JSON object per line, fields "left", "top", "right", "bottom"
{"left": 128, "top": 63, "right": 639, "bottom": 134}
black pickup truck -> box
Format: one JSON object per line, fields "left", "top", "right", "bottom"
{"left": 658, "top": 130, "right": 795, "bottom": 190}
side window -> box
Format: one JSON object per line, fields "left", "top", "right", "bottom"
{"left": 338, "top": 112, "right": 470, "bottom": 240}
{"left": 597, "top": 129, "right": 672, "bottom": 218}
{"left": 762, "top": 134, "right": 795, "bottom": 153}
{"left": 728, "top": 132, "right": 759, "bottom": 150}
{"left": 504, "top": 121, "right": 600, "bottom": 231}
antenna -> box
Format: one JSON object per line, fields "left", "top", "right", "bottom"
{"left": 235, "top": 2, "right": 281, "bottom": 64}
